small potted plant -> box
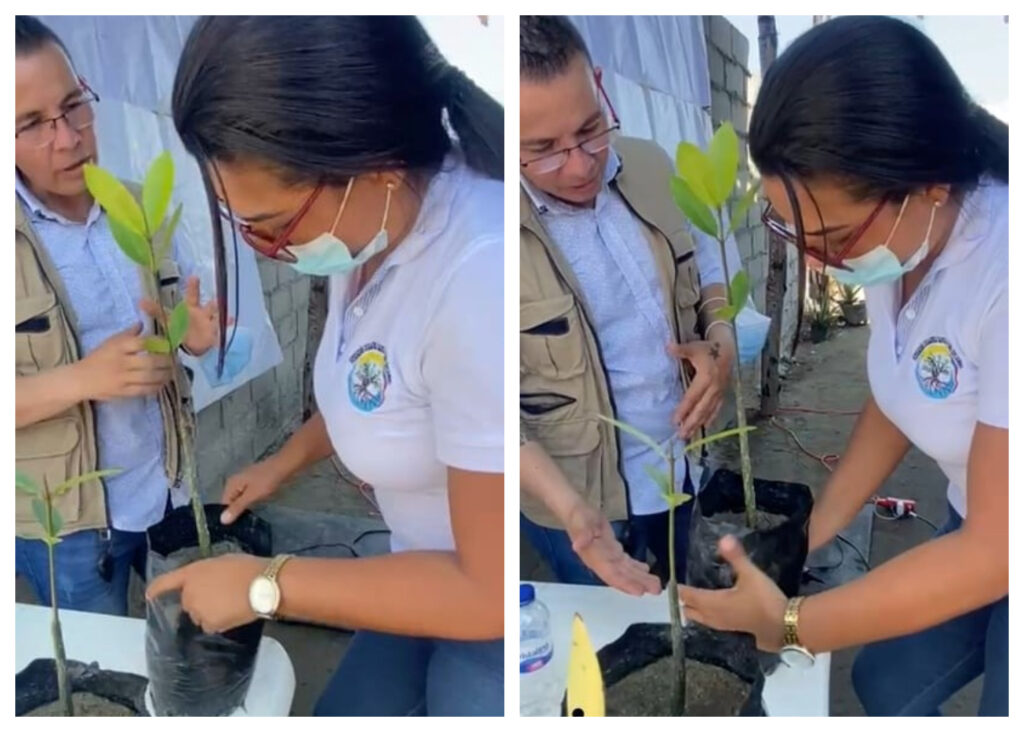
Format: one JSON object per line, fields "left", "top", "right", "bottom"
{"left": 834, "top": 282, "right": 866, "bottom": 326}
{"left": 83, "top": 154, "right": 272, "bottom": 716}
{"left": 15, "top": 468, "right": 151, "bottom": 717}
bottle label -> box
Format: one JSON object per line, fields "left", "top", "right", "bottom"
{"left": 520, "top": 640, "right": 553, "bottom": 673}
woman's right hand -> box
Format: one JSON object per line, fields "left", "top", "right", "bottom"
{"left": 220, "top": 458, "right": 287, "bottom": 524}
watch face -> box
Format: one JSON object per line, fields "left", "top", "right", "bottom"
{"left": 249, "top": 577, "right": 278, "bottom": 616}
{"left": 780, "top": 646, "right": 815, "bottom": 670}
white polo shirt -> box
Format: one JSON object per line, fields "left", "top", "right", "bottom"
{"left": 866, "top": 179, "right": 1008, "bottom": 518}
{"left": 313, "top": 157, "right": 504, "bottom": 553}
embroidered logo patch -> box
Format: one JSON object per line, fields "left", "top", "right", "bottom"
{"left": 913, "top": 337, "right": 962, "bottom": 400}
{"left": 348, "top": 342, "right": 390, "bottom": 412}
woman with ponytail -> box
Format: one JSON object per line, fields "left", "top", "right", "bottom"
{"left": 146, "top": 16, "right": 504, "bottom": 716}
{"left": 678, "top": 17, "right": 1007, "bottom": 716}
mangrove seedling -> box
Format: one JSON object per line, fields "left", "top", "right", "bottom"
{"left": 83, "top": 153, "right": 211, "bottom": 559}
{"left": 669, "top": 121, "right": 761, "bottom": 529}
{"left": 16, "top": 468, "right": 121, "bottom": 716}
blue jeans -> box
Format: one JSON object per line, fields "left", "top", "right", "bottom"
{"left": 313, "top": 631, "right": 503, "bottom": 716}
{"left": 521, "top": 497, "right": 694, "bottom": 587}
{"left": 15, "top": 528, "right": 148, "bottom": 616}
{"left": 852, "top": 505, "right": 1009, "bottom": 716}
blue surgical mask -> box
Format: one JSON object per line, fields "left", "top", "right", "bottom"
{"left": 288, "top": 179, "right": 393, "bottom": 277}
{"left": 200, "top": 325, "right": 253, "bottom": 387}
{"left": 735, "top": 305, "right": 771, "bottom": 365}
{"left": 825, "top": 195, "right": 939, "bottom": 288}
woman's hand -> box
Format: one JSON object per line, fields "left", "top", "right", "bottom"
{"left": 146, "top": 554, "right": 267, "bottom": 634}
{"left": 221, "top": 457, "right": 287, "bottom": 524}
{"left": 563, "top": 499, "right": 661, "bottom": 596}
{"left": 668, "top": 338, "right": 732, "bottom": 439}
{"left": 678, "top": 535, "right": 788, "bottom": 652}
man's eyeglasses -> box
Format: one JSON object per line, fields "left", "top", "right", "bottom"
{"left": 15, "top": 79, "right": 100, "bottom": 149}
{"left": 761, "top": 198, "right": 887, "bottom": 271}
{"left": 220, "top": 183, "right": 325, "bottom": 264}
{"left": 520, "top": 75, "right": 621, "bottom": 176}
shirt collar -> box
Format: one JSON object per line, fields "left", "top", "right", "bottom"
{"left": 15, "top": 173, "right": 101, "bottom": 227}
{"left": 520, "top": 147, "right": 622, "bottom": 216}
{"left": 929, "top": 177, "right": 1002, "bottom": 274}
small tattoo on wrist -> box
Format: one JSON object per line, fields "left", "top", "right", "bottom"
{"left": 710, "top": 343, "right": 721, "bottom": 361}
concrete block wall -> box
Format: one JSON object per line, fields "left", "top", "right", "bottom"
{"left": 193, "top": 259, "right": 310, "bottom": 499}
{"left": 704, "top": 16, "right": 765, "bottom": 405}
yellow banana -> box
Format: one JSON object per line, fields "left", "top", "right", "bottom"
{"left": 566, "top": 613, "right": 604, "bottom": 716}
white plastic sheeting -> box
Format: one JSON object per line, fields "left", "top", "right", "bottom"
{"left": 568, "top": 15, "right": 744, "bottom": 285}
{"left": 39, "top": 15, "right": 282, "bottom": 412}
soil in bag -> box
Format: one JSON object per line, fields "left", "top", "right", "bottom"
{"left": 145, "top": 505, "right": 272, "bottom": 716}
{"left": 16, "top": 658, "right": 148, "bottom": 716}
{"left": 599, "top": 623, "right": 765, "bottom": 716}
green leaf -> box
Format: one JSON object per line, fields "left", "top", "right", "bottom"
{"left": 50, "top": 508, "right": 64, "bottom": 537}
{"left": 108, "top": 215, "right": 155, "bottom": 270}
{"left": 675, "top": 143, "right": 716, "bottom": 207}
{"left": 154, "top": 203, "right": 183, "bottom": 263}
{"left": 83, "top": 164, "right": 147, "bottom": 235}
{"left": 53, "top": 469, "right": 122, "bottom": 497}
{"left": 663, "top": 491, "right": 694, "bottom": 508}
{"left": 670, "top": 177, "right": 719, "bottom": 239}
{"left": 643, "top": 464, "right": 671, "bottom": 495}
{"left": 16, "top": 470, "right": 39, "bottom": 496}
{"left": 168, "top": 301, "right": 190, "bottom": 350}
{"left": 144, "top": 336, "right": 172, "bottom": 354}
{"left": 728, "top": 181, "right": 761, "bottom": 236}
{"left": 143, "top": 152, "right": 174, "bottom": 235}
{"left": 683, "top": 425, "right": 757, "bottom": 454}
{"left": 729, "top": 270, "right": 750, "bottom": 311}
{"left": 714, "top": 304, "right": 739, "bottom": 321}
{"left": 31, "top": 498, "right": 50, "bottom": 533}
{"left": 707, "top": 122, "right": 740, "bottom": 207}
{"left": 596, "top": 414, "right": 668, "bottom": 463}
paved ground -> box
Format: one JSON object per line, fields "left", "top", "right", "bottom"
{"left": 520, "top": 323, "right": 983, "bottom": 716}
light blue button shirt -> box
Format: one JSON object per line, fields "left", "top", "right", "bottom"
{"left": 17, "top": 177, "right": 189, "bottom": 532}
{"left": 523, "top": 152, "right": 690, "bottom": 515}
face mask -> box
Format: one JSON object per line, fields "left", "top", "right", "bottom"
{"left": 735, "top": 305, "right": 772, "bottom": 365}
{"left": 288, "top": 179, "right": 394, "bottom": 277}
{"left": 199, "top": 325, "right": 253, "bottom": 387}
{"left": 825, "top": 195, "right": 938, "bottom": 288}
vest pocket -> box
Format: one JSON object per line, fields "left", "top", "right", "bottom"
{"left": 520, "top": 294, "right": 586, "bottom": 380}
{"left": 16, "top": 292, "right": 67, "bottom": 374}
{"left": 674, "top": 255, "right": 702, "bottom": 342}
{"left": 16, "top": 417, "right": 85, "bottom": 526}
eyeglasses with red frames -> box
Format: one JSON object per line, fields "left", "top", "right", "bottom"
{"left": 520, "top": 73, "right": 621, "bottom": 175}
{"left": 220, "top": 182, "right": 325, "bottom": 264}
{"left": 15, "top": 77, "right": 101, "bottom": 149}
{"left": 761, "top": 197, "right": 888, "bottom": 271}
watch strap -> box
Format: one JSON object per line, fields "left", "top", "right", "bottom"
{"left": 783, "top": 596, "right": 805, "bottom": 647}
{"left": 263, "top": 554, "right": 294, "bottom": 584}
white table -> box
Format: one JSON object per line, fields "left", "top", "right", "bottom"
{"left": 533, "top": 582, "right": 831, "bottom": 716}
{"left": 15, "top": 603, "right": 295, "bottom": 716}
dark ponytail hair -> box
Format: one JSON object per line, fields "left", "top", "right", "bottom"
{"left": 171, "top": 16, "right": 503, "bottom": 371}
{"left": 750, "top": 16, "right": 1008, "bottom": 203}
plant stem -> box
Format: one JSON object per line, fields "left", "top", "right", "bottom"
{"left": 666, "top": 443, "right": 686, "bottom": 716}
{"left": 717, "top": 209, "right": 757, "bottom": 529}
{"left": 47, "top": 540, "right": 73, "bottom": 717}
{"left": 149, "top": 266, "right": 211, "bottom": 559}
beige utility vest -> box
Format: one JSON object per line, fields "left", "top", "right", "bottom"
{"left": 15, "top": 185, "right": 189, "bottom": 539}
{"left": 520, "top": 136, "right": 704, "bottom": 529}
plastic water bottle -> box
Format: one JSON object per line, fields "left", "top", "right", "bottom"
{"left": 520, "top": 583, "right": 561, "bottom": 716}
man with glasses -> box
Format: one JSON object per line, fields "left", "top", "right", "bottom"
{"left": 15, "top": 16, "right": 220, "bottom": 616}
{"left": 519, "top": 16, "right": 742, "bottom": 595}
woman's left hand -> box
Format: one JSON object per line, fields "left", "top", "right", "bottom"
{"left": 146, "top": 554, "right": 266, "bottom": 634}
{"left": 678, "top": 535, "right": 789, "bottom": 652}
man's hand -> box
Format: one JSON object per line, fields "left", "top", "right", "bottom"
{"left": 564, "top": 500, "right": 661, "bottom": 596}
{"left": 77, "top": 324, "right": 173, "bottom": 401}
{"left": 141, "top": 276, "right": 227, "bottom": 357}
{"left": 668, "top": 338, "right": 732, "bottom": 439}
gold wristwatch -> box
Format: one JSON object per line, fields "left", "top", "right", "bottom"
{"left": 248, "top": 554, "right": 294, "bottom": 620}
{"left": 780, "top": 596, "right": 815, "bottom": 668}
